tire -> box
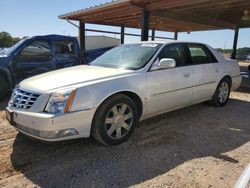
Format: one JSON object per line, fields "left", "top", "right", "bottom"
{"left": 0, "top": 76, "right": 8, "bottom": 101}
{"left": 210, "top": 77, "right": 230, "bottom": 106}
{"left": 92, "top": 94, "right": 138, "bottom": 145}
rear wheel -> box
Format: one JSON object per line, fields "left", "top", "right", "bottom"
{"left": 92, "top": 94, "right": 138, "bottom": 145}
{"left": 0, "top": 76, "right": 8, "bottom": 101}
{"left": 210, "top": 77, "right": 230, "bottom": 106}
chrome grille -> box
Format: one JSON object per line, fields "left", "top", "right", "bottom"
{"left": 9, "top": 88, "right": 40, "bottom": 109}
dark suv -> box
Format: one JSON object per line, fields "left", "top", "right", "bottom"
{"left": 0, "top": 35, "right": 82, "bottom": 100}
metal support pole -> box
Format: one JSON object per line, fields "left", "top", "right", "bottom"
{"left": 231, "top": 26, "right": 239, "bottom": 59}
{"left": 151, "top": 28, "right": 155, "bottom": 41}
{"left": 174, "top": 31, "right": 178, "bottom": 40}
{"left": 79, "top": 21, "right": 85, "bottom": 52}
{"left": 141, "top": 10, "right": 150, "bottom": 41}
{"left": 121, "top": 25, "right": 125, "bottom": 44}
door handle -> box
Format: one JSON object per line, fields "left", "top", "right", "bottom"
{"left": 184, "top": 73, "right": 190, "bottom": 78}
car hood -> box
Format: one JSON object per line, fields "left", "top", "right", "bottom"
{"left": 20, "top": 65, "right": 133, "bottom": 93}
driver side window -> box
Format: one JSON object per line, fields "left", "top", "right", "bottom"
{"left": 158, "top": 44, "right": 188, "bottom": 67}
{"left": 17, "top": 40, "right": 51, "bottom": 63}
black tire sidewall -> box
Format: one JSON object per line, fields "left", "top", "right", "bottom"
{"left": 0, "top": 76, "right": 8, "bottom": 100}
{"left": 93, "top": 94, "right": 138, "bottom": 145}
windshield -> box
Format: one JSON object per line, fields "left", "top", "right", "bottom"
{"left": 90, "top": 43, "right": 162, "bottom": 70}
{"left": 3, "top": 38, "right": 27, "bottom": 55}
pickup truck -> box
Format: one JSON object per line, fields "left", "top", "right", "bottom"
{"left": 0, "top": 34, "right": 114, "bottom": 100}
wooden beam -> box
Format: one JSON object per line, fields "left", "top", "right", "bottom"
{"left": 144, "top": 0, "right": 212, "bottom": 11}
{"left": 77, "top": 7, "right": 141, "bottom": 22}
{"left": 172, "top": 0, "right": 246, "bottom": 12}
{"left": 151, "top": 10, "right": 236, "bottom": 29}
{"left": 104, "top": 15, "right": 141, "bottom": 22}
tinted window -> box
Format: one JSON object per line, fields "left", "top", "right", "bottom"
{"left": 188, "top": 44, "right": 217, "bottom": 64}
{"left": 55, "top": 40, "right": 75, "bottom": 54}
{"left": 158, "top": 43, "right": 188, "bottom": 67}
{"left": 18, "top": 40, "right": 51, "bottom": 62}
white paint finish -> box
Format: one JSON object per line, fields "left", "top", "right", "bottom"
{"left": 191, "top": 63, "right": 220, "bottom": 102}
{"left": 7, "top": 41, "right": 242, "bottom": 141}
{"left": 146, "top": 66, "right": 193, "bottom": 115}
{"left": 73, "top": 72, "right": 148, "bottom": 114}
{"left": 7, "top": 106, "right": 96, "bottom": 140}
{"left": 19, "top": 65, "right": 132, "bottom": 93}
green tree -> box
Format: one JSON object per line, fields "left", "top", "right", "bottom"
{"left": 0, "top": 32, "right": 13, "bottom": 47}
{"left": 0, "top": 31, "right": 21, "bottom": 48}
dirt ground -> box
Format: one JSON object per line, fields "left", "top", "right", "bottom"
{"left": 0, "top": 62, "right": 250, "bottom": 188}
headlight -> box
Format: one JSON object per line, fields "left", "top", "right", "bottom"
{"left": 45, "top": 88, "right": 77, "bottom": 114}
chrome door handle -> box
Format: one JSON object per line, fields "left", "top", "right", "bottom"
{"left": 184, "top": 73, "right": 190, "bottom": 78}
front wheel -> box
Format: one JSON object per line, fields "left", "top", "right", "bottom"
{"left": 210, "top": 78, "right": 230, "bottom": 106}
{"left": 92, "top": 94, "right": 138, "bottom": 145}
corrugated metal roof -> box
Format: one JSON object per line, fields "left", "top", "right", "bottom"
{"left": 58, "top": 0, "right": 250, "bottom": 32}
{"left": 58, "top": 0, "right": 129, "bottom": 19}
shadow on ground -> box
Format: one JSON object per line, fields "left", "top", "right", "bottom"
{"left": 0, "top": 99, "right": 8, "bottom": 111}
{"left": 10, "top": 98, "right": 250, "bottom": 187}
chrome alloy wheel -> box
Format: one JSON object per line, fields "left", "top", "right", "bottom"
{"left": 218, "top": 81, "right": 229, "bottom": 103}
{"left": 105, "top": 103, "right": 133, "bottom": 139}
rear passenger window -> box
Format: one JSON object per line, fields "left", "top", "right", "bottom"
{"left": 54, "top": 40, "right": 75, "bottom": 55}
{"left": 188, "top": 44, "right": 217, "bottom": 64}
{"left": 158, "top": 43, "right": 188, "bottom": 67}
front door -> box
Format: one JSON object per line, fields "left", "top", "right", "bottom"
{"left": 13, "top": 39, "right": 53, "bottom": 83}
{"left": 146, "top": 43, "right": 193, "bottom": 115}
{"left": 53, "top": 39, "right": 79, "bottom": 69}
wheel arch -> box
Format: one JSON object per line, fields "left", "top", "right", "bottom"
{"left": 94, "top": 90, "right": 143, "bottom": 120}
{"left": 0, "top": 68, "right": 13, "bottom": 89}
{"left": 222, "top": 75, "right": 232, "bottom": 88}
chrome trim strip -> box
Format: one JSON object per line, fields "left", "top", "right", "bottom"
{"left": 153, "top": 81, "right": 216, "bottom": 96}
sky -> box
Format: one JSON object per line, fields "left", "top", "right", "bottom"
{"left": 0, "top": 0, "right": 249, "bottom": 49}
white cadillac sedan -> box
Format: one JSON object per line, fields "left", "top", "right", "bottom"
{"left": 6, "top": 41, "right": 241, "bottom": 145}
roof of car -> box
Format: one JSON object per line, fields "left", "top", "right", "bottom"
{"left": 28, "top": 34, "right": 75, "bottom": 40}
{"left": 134, "top": 40, "right": 209, "bottom": 46}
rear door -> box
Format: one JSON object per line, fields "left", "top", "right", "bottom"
{"left": 53, "top": 39, "right": 79, "bottom": 69}
{"left": 14, "top": 39, "right": 53, "bottom": 83}
{"left": 146, "top": 43, "right": 193, "bottom": 115}
{"left": 186, "top": 43, "right": 220, "bottom": 103}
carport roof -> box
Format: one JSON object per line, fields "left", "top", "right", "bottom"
{"left": 59, "top": 0, "right": 250, "bottom": 32}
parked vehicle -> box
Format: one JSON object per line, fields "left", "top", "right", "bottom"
{"left": 0, "top": 34, "right": 115, "bottom": 100}
{"left": 236, "top": 54, "right": 250, "bottom": 61}
{"left": 6, "top": 41, "right": 241, "bottom": 145}
{"left": 234, "top": 163, "right": 250, "bottom": 188}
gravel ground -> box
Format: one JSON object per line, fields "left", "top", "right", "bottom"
{"left": 0, "top": 62, "right": 249, "bottom": 188}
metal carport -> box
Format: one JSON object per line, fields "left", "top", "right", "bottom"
{"left": 59, "top": 0, "right": 250, "bottom": 59}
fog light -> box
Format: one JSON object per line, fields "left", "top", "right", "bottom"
{"left": 40, "top": 128, "right": 79, "bottom": 139}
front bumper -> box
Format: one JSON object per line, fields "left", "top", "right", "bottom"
{"left": 6, "top": 107, "right": 96, "bottom": 141}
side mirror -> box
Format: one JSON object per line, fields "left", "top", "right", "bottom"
{"left": 151, "top": 58, "right": 176, "bottom": 71}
